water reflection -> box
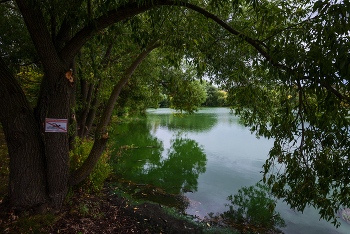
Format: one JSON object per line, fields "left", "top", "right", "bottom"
{"left": 146, "top": 135, "right": 207, "bottom": 194}
{"left": 110, "top": 108, "right": 350, "bottom": 234}
{"left": 112, "top": 119, "right": 164, "bottom": 167}
{"left": 111, "top": 120, "right": 207, "bottom": 210}
{"left": 147, "top": 110, "right": 218, "bottom": 133}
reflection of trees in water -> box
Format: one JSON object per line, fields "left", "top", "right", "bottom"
{"left": 111, "top": 119, "right": 207, "bottom": 212}
{"left": 149, "top": 113, "right": 218, "bottom": 133}
{"left": 112, "top": 120, "right": 207, "bottom": 195}
{"left": 147, "top": 109, "right": 246, "bottom": 133}
{"left": 204, "top": 183, "right": 286, "bottom": 234}
{"left": 146, "top": 136, "right": 207, "bottom": 194}
{"left": 112, "top": 120, "right": 164, "bottom": 174}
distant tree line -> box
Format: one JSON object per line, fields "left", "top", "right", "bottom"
{"left": 159, "top": 81, "right": 227, "bottom": 108}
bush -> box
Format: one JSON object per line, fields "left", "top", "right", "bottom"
{"left": 69, "top": 138, "right": 113, "bottom": 193}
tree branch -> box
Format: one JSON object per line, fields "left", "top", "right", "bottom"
{"left": 69, "top": 40, "right": 161, "bottom": 186}
{"left": 16, "top": 0, "right": 62, "bottom": 71}
{"left": 59, "top": 0, "right": 348, "bottom": 105}
{"left": 59, "top": 1, "right": 161, "bottom": 64}
{"left": 58, "top": 0, "right": 289, "bottom": 71}
{"left": 319, "top": 79, "right": 350, "bottom": 102}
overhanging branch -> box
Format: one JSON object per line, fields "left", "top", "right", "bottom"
{"left": 59, "top": 0, "right": 346, "bottom": 103}
{"left": 319, "top": 79, "right": 350, "bottom": 102}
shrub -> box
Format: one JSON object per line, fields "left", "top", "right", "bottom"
{"left": 69, "top": 138, "right": 113, "bottom": 193}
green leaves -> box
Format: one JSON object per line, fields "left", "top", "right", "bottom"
{"left": 169, "top": 79, "right": 207, "bottom": 114}
{"left": 3, "top": 0, "right": 350, "bottom": 226}
{"left": 202, "top": 0, "right": 350, "bottom": 226}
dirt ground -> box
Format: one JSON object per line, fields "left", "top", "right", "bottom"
{"left": 0, "top": 185, "right": 208, "bottom": 234}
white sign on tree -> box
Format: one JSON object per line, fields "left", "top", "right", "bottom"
{"left": 45, "top": 118, "right": 68, "bottom": 132}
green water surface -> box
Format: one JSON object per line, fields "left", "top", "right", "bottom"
{"left": 110, "top": 108, "right": 350, "bottom": 234}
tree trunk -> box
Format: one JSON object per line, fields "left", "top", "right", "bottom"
{"left": 39, "top": 71, "right": 72, "bottom": 210}
{"left": 78, "top": 83, "right": 94, "bottom": 138}
{"left": 82, "top": 85, "right": 101, "bottom": 140}
{"left": 0, "top": 57, "right": 48, "bottom": 211}
{"left": 16, "top": 0, "right": 75, "bottom": 211}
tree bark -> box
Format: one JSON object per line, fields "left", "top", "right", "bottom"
{"left": 16, "top": 0, "right": 73, "bottom": 210}
{"left": 0, "top": 56, "right": 48, "bottom": 211}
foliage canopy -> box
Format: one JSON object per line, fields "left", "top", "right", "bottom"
{"left": 0, "top": 0, "right": 349, "bottom": 227}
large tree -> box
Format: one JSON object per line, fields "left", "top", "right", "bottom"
{"left": 0, "top": 0, "right": 236, "bottom": 213}
{"left": 0, "top": 0, "right": 170, "bottom": 212}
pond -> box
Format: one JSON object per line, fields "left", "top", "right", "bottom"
{"left": 110, "top": 108, "right": 350, "bottom": 234}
